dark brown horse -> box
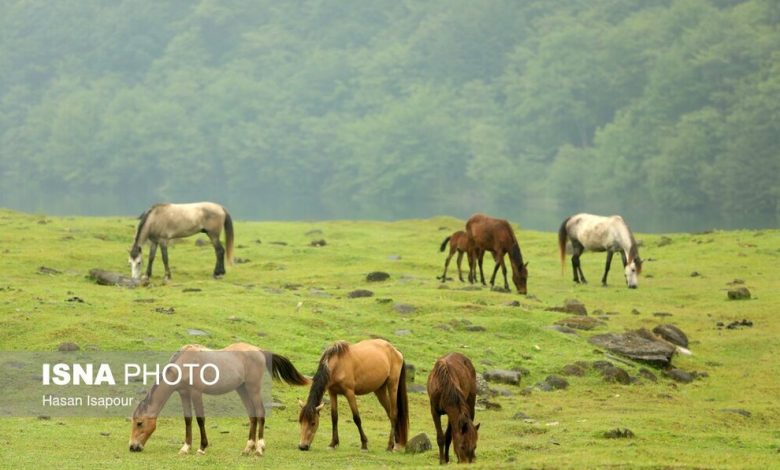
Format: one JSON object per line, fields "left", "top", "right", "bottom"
{"left": 466, "top": 213, "right": 529, "bottom": 294}
{"left": 427, "top": 353, "right": 479, "bottom": 464}
{"left": 298, "top": 339, "right": 409, "bottom": 452}
{"left": 129, "top": 202, "right": 234, "bottom": 280}
{"left": 438, "top": 230, "right": 475, "bottom": 283}
{"left": 129, "top": 343, "right": 309, "bottom": 456}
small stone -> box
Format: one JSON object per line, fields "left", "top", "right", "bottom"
{"left": 512, "top": 411, "right": 531, "bottom": 420}
{"left": 561, "top": 363, "right": 587, "bottom": 377}
{"left": 563, "top": 299, "right": 587, "bottom": 315}
{"left": 484, "top": 370, "right": 521, "bottom": 385}
{"left": 194, "top": 238, "right": 209, "bottom": 247}
{"left": 395, "top": 329, "right": 412, "bottom": 336}
{"left": 405, "top": 433, "right": 432, "bottom": 454}
{"left": 464, "top": 325, "right": 486, "bottom": 332}
{"left": 57, "top": 342, "right": 80, "bottom": 352}
{"left": 309, "top": 239, "right": 327, "bottom": 247}
{"left": 182, "top": 288, "right": 202, "bottom": 293}
{"left": 638, "top": 368, "right": 658, "bottom": 382}
{"left": 347, "top": 289, "right": 373, "bottom": 298}
{"left": 504, "top": 300, "right": 521, "bottom": 307}
{"left": 387, "top": 255, "right": 401, "bottom": 261}
{"left": 604, "top": 428, "right": 635, "bottom": 439}
{"left": 375, "top": 298, "right": 393, "bottom": 304}
{"left": 690, "top": 271, "right": 701, "bottom": 277}
{"left": 555, "top": 316, "right": 603, "bottom": 331}
{"left": 366, "top": 271, "right": 390, "bottom": 282}
{"left": 408, "top": 384, "right": 427, "bottom": 394}
{"left": 393, "top": 303, "right": 416, "bottom": 314}
{"left": 653, "top": 324, "right": 689, "bottom": 348}
{"left": 404, "top": 363, "right": 416, "bottom": 383}
{"left": 187, "top": 329, "right": 209, "bottom": 336}
{"left": 541, "top": 375, "right": 568, "bottom": 390}
{"left": 154, "top": 307, "right": 175, "bottom": 315}
{"left": 601, "top": 366, "right": 631, "bottom": 385}
{"left": 727, "top": 287, "right": 751, "bottom": 300}
{"left": 663, "top": 368, "right": 693, "bottom": 383}
{"left": 631, "top": 308, "right": 641, "bottom": 315}
{"left": 721, "top": 408, "right": 751, "bottom": 418}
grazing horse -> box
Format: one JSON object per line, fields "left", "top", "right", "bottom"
{"left": 466, "top": 213, "right": 529, "bottom": 294}
{"left": 558, "top": 213, "right": 643, "bottom": 288}
{"left": 129, "top": 343, "right": 309, "bottom": 455}
{"left": 129, "top": 202, "right": 234, "bottom": 280}
{"left": 427, "top": 353, "right": 479, "bottom": 464}
{"left": 438, "top": 230, "right": 475, "bottom": 282}
{"left": 298, "top": 339, "right": 409, "bottom": 452}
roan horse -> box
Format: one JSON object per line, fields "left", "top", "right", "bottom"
{"left": 438, "top": 230, "right": 474, "bottom": 283}
{"left": 129, "top": 343, "right": 309, "bottom": 456}
{"left": 466, "top": 213, "right": 529, "bottom": 294}
{"left": 129, "top": 202, "right": 234, "bottom": 280}
{"left": 427, "top": 352, "right": 479, "bottom": 464}
{"left": 298, "top": 339, "right": 409, "bottom": 452}
{"left": 558, "top": 213, "right": 643, "bottom": 288}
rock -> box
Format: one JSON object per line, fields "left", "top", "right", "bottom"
{"left": 638, "top": 368, "right": 658, "bottom": 382}
{"left": 194, "top": 238, "right": 209, "bottom": 247}
{"left": 404, "top": 363, "right": 416, "bottom": 383}
{"left": 484, "top": 370, "right": 521, "bottom": 385}
{"left": 88, "top": 269, "right": 147, "bottom": 288}
{"left": 512, "top": 411, "right": 531, "bottom": 420}
{"left": 465, "top": 325, "right": 486, "bottom": 332}
{"left": 387, "top": 255, "right": 401, "bottom": 261}
{"left": 726, "top": 279, "right": 744, "bottom": 285}
{"left": 561, "top": 363, "right": 587, "bottom": 377}
{"left": 546, "top": 298, "right": 587, "bottom": 315}
{"left": 269, "top": 241, "right": 287, "bottom": 246}
{"left": 727, "top": 287, "right": 751, "bottom": 300}
{"left": 600, "top": 366, "right": 631, "bottom": 385}
{"left": 234, "top": 257, "right": 250, "bottom": 264}
{"left": 721, "top": 408, "right": 751, "bottom": 418}
{"left": 182, "top": 288, "right": 202, "bottom": 293}
{"left": 725, "top": 319, "right": 753, "bottom": 329}
{"left": 663, "top": 368, "right": 693, "bottom": 383}
{"left": 652, "top": 312, "right": 673, "bottom": 318}
{"left": 309, "top": 239, "right": 327, "bottom": 247}
{"left": 408, "top": 383, "right": 426, "bottom": 394}
{"left": 589, "top": 329, "right": 676, "bottom": 368}
{"left": 604, "top": 428, "right": 635, "bottom": 439}
{"left": 555, "top": 316, "right": 603, "bottom": 331}
{"left": 347, "top": 289, "right": 373, "bottom": 298}
{"left": 491, "top": 286, "right": 511, "bottom": 293}
{"left": 538, "top": 375, "right": 568, "bottom": 391}
{"left": 504, "top": 300, "right": 521, "bottom": 307}
{"left": 393, "top": 303, "right": 416, "bottom": 314}
{"left": 656, "top": 236, "right": 673, "bottom": 247}
{"left": 549, "top": 325, "right": 578, "bottom": 335}
{"left": 37, "top": 266, "right": 62, "bottom": 275}
{"left": 366, "top": 271, "right": 390, "bottom": 282}
{"left": 631, "top": 308, "right": 641, "bottom": 315}
{"left": 652, "top": 324, "right": 689, "bottom": 348}
{"left": 154, "top": 307, "right": 175, "bottom": 315}
{"left": 405, "top": 433, "right": 432, "bottom": 454}
{"left": 477, "top": 398, "right": 502, "bottom": 410}
{"left": 187, "top": 329, "right": 209, "bottom": 336}
{"left": 690, "top": 271, "right": 701, "bottom": 277}
{"left": 395, "top": 329, "right": 412, "bottom": 336}
{"left": 57, "top": 342, "right": 80, "bottom": 352}
{"left": 476, "top": 375, "right": 495, "bottom": 397}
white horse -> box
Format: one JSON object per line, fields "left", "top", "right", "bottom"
{"left": 558, "top": 213, "right": 643, "bottom": 288}
{"left": 129, "top": 202, "right": 234, "bottom": 280}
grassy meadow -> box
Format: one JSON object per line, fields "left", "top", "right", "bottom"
{"left": 0, "top": 208, "right": 778, "bottom": 469}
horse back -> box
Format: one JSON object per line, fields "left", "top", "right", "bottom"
{"left": 332, "top": 339, "right": 402, "bottom": 395}
{"left": 467, "top": 213, "right": 515, "bottom": 252}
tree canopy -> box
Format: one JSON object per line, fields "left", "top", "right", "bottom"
{"left": 1, "top": 0, "right": 778, "bottom": 231}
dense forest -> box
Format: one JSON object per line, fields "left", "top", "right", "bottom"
{"left": 1, "top": 0, "right": 778, "bottom": 231}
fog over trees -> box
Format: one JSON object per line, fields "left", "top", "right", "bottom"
{"left": 1, "top": 0, "right": 778, "bottom": 231}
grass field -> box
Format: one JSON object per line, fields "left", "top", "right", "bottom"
{"left": 0, "top": 208, "right": 778, "bottom": 469}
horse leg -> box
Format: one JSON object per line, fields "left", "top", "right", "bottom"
{"left": 344, "top": 390, "right": 369, "bottom": 450}
{"left": 478, "top": 250, "right": 487, "bottom": 286}
{"left": 441, "top": 250, "right": 455, "bottom": 283}
{"left": 146, "top": 242, "right": 157, "bottom": 279}
{"left": 208, "top": 231, "right": 226, "bottom": 278}
{"left": 178, "top": 391, "right": 193, "bottom": 454}
{"left": 328, "top": 391, "right": 339, "bottom": 449}
{"left": 601, "top": 251, "right": 614, "bottom": 286}
{"left": 430, "top": 405, "right": 446, "bottom": 464}
{"left": 192, "top": 392, "right": 208, "bottom": 454}
{"left": 444, "top": 421, "right": 452, "bottom": 464}
{"left": 236, "top": 386, "right": 258, "bottom": 455}
{"left": 373, "top": 387, "right": 395, "bottom": 451}
{"left": 160, "top": 243, "right": 172, "bottom": 280}
{"left": 489, "top": 252, "right": 503, "bottom": 287}
{"left": 245, "top": 378, "right": 267, "bottom": 455}
{"left": 456, "top": 251, "right": 465, "bottom": 282}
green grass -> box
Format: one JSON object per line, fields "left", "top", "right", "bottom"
{"left": 0, "top": 208, "right": 778, "bottom": 469}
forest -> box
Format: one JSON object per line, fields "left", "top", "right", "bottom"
{"left": 1, "top": 0, "right": 778, "bottom": 231}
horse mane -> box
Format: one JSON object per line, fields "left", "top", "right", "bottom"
{"left": 132, "top": 204, "right": 166, "bottom": 248}
{"left": 134, "top": 348, "right": 185, "bottom": 417}
{"left": 302, "top": 341, "right": 349, "bottom": 416}
{"left": 431, "top": 361, "right": 469, "bottom": 413}
{"left": 622, "top": 221, "right": 642, "bottom": 274}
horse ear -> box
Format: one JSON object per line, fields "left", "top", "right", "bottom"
{"left": 298, "top": 399, "right": 305, "bottom": 409}
{"left": 461, "top": 421, "right": 469, "bottom": 434}
{"left": 524, "top": 261, "right": 529, "bottom": 267}
{"left": 475, "top": 423, "right": 481, "bottom": 431}
{"left": 315, "top": 403, "right": 325, "bottom": 412}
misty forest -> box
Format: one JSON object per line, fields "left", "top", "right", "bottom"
{"left": 1, "top": 0, "right": 778, "bottom": 231}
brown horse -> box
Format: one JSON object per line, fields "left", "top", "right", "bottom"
{"left": 298, "top": 339, "right": 409, "bottom": 452}
{"left": 129, "top": 202, "right": 234, "bottom": 280}
{"left": 438, "top": 230, "right": 475, "bottom": 282}
{"left": 466, "top": 213, "right": 529, "bottom": 294}
{"left": 427, "top": 353, "right": 479, "bottom": 464}
{"left": 129, "top": 343, "right": 309, "bottom": 456}
{"left": 558, "top": 213, "right": 643, "bottom": 288}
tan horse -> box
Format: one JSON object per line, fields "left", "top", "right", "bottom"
{"left": 466, "top": 213, "right": 529, "bottom": 294}
{"left": 558, "top": 213, "right": 643, "bottom": 288}
{"left": 129, "top": 202, "right": 234, "bottom": 280}
{"left": 129, "top": 343, "right": 309, "bottom": 456}
{"left": 297, "top": 339, "right": 409, "bottom": 452}
{"left": 438, "top": 230, "right": 475, "bottom": 283}
{"left": 428, "top": 352, "right": 479, "bottom": 464}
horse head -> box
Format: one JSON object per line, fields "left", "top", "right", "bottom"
{"left": 512, "top": 261, "right": 529, "bottom": 295}
{"left": 129, "top": 246, "right": 143, "bottom": 279}
{"left": 128, "top": 404, "right": 157, "bottom": 452}
{"left": 297, "top": 400, "right": 324, "bottom": 450}
{"left": 453, "top": 417, "right": 480, "bottom": 463}
{"left": 624, "top": 259, "right": 640, "bottom": 288}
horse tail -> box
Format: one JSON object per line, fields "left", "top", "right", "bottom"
{"left": 439, "top": 236, "right": 451, "bottom": 253}
{"left": 266, "top": 352, "right": 311, "bottom": 386}
{"left": 558, "top": 217, "right": 570, "bottom": 276}
{"left": 395, "top": 361, "right": 410, "bottom": 446}
{"left": 223, "top": 209, "right": 234, "bottom": 265}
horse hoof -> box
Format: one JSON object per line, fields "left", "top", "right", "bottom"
{"left": 178, "top": 444, "right": 190, "bottom": 455}
{"left": 213, "top": 274, "right": 224, "bottom": 280}
{"left": 197, "top": 449, "right": 206, "bottom": 455}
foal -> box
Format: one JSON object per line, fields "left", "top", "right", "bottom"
{"left": 438, "top": 230, "right": 474, "bottom": 282}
